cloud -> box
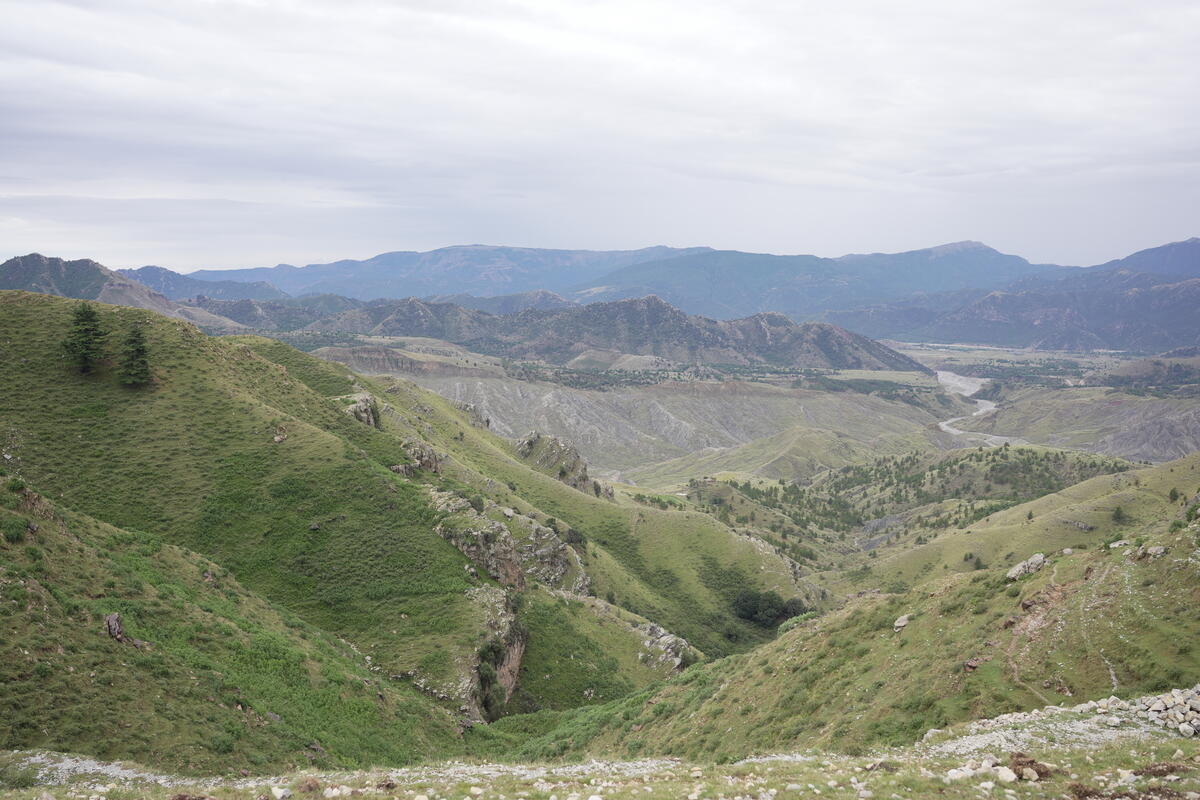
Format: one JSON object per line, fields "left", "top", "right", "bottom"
{"left": 1, "top": 0, "right": 1197, "bottom": 268}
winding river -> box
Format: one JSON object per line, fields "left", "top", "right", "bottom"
{"left": 935, "top": 370, "right": 1026, "bottom": 447}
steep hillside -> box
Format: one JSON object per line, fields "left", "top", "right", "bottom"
{"left": 120, "top": 266, "right": 289, "bottom": 301}
{"left": 0, "top": 481, "right": 462, "bottom": 774}
{"left": 0, "top": 291, "right": 813, "bottom": 760}
{"left": 393, "top": 373, "right": 957, "bottom": 484}
{"left": 504, "top": 454, "right": 1200, "bottom": 760}
{"left": 186, "top": 245, "right": 707, "bottom": 298}
{"left": 956, "top": 385, "right": 1200, "bottom": 463}
{"left": 0, "top": 254, "right": 240, "bottom": 331}
{"left": 306, "top": 296, "right": 929, "bottom": 371}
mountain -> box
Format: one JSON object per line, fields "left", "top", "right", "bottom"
{"left": 0, "top": 253, "right": 241, "bottom": 331}
{"left": 423, "top": 290, "right": 578, "bottom": 314}
{"left": 187, "top": 294, "right": 366, "bottom": 330}
{"left": 186, "top": 245, "right": 708, "bottom": 299}
{"left": 120, "top": 265, "right": 289, "bottom": 301}
{"left": 305, "top": 295, "right": 931, "bottom": 371}
{"left": 569, "top": 241, "right": 1056, "bottom": 319}
{"left": 1094, "top": 236, "right": 1200, "bottom": 277}
{"left": 828, "top": 238, "right": 1200, "bottom": 350}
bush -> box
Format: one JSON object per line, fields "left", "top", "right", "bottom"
{"left": 0, "top": 763, "right": 37, "bottom": 790}
{"left": 2, "top": 517, "right": 26, "bottom": 544}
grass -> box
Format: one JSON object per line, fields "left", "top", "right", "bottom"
{"left": 0, "top": 291, "right": 813, "bottom": 768}
{"left": 499, "top": 453, "right": 1200, "bottom": 760}
{"left": 0, "top": 487, "right": 461, "bottom": 774}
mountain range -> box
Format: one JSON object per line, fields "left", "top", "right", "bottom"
{"left": 2, "top": 255, "right": 929, "bottom": 372}
{"left": 99, "top": 236, "right": 1200, "bottom": 351}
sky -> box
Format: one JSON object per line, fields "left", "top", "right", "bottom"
{"left": 1, "top": 0, "right": 1198, "bottom": 271}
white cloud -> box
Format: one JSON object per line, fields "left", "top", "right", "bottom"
{"left": 1, "top": 0, "right": 1197, "bottom": 268}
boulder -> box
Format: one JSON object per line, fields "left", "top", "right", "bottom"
{"left": 1006, "top": 553, "right": 1046, "bottom": 581}
{"left": 893, "top": 614, "right": 910, "bottom": 632}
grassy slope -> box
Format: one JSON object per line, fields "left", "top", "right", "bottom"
{"left": 0, "top": 484, "right": 461, "bottom": 775}
{"left": 369, "top": 376, "right": 807, "bottom": 657}
{"left": 0, "top": 292, "right": 489, "bottom": 695}
{"left": 0, "top": 292, "right": 813, "bottom": 765}
{"left": 498, "top": 453, "right": 1200, "bottom": 761}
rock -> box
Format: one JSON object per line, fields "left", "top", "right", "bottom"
{"left": 994, "top": 767, "right": 1018, "bottom": 783}
{"left": 1181, "top": 723, "right": 1196, "bottom": 737}
{"left": 1062, "top": 548, "right": 1073, "bottom": 555}
{"left": 343, "top": 393, "right": 381, "bottom": 429}
{"left": 1145, "top": 545, "right": 1168, "bottom": 557}
{"left": 104, "top": 612, "right": 126, "bottom": 642}
{"left": 1109, "top": 540, "right": 1130, "bottom": 549}
{"left": 1021, "top": 768, "right": 1039, "bottom": 782}
{"left": 1105, "top": 716, "right": 1122, "bottom": 727}
{"left": 1006, "top": 553, "right": 1046, "bottom": 581}
{"left": 402, "top": 439, "right": 443, "bottom": 473}
{"left": 298, "top": 778, "right": 321, "bottom": 794}
{"left": 469, "top": 787, "right": 485, "bottom": 796}
{"left": 271, "top": 788, "right": 292, "bottom": 799}
{"left": 893, "top": 614, "right": 910, "bottom": 632}
{"left": 785, "top": 784, "right": 803, "bottom": 792}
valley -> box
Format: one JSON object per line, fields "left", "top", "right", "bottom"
{"left": 2, "top": 246, "right": 1200, "bottom": 795}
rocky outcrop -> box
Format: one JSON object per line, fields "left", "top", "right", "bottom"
{"left": 464, "top": 586, "right": 527, "bottom": 722}
{"left": 516, "top": 431, "right": 614, "bottom": 500}
{"left": 343, "top": 393, "right": 381, "bottom": 429}
{"left": 1006, "top": 552, "right": 1046, "bottom": 581}
{"left": 633, "top": 621, "right": 696, "bottom": 670}
{"left": 393, "top": 438, "right": 446, "bottom": 474}
{"left": 429, "top": 490, "right": 525, "bottom": 589}
{"left": 508, "top": 514, "right": 591, "bottom": 595}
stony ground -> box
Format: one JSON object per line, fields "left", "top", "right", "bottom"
{"left": 3, "top": 690, "right": 1200, "bottom": 800}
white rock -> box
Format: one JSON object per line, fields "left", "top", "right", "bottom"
{"left": 271, "top": 788, "right": 292, "bottom": 800}
{"left": 470, "top": 788, "right": 485, "bottom": 797}
{"left": 994, "top": 767, "right": 1018, "bottom": 783}
{"left": 1181, "top": 723, "right": 1196, "bottom": 737}
{"left": 1021, "top": 768, "right": 1039, "bottom": 782}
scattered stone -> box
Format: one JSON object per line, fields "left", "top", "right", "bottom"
{"left": 893, "top": 614, "right": 910, "bottom": 632}
{"left": 994, "top": 767, "right": 1018, "bottom": 783}
{"left": 271, "top": 788, "right": 292, "bottom": 799}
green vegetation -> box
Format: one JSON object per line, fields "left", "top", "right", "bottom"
{"left": 118, "top": 323, "right": 151, "bottom": 386}
{"left": 503, "top": 453, "right": 1200, "bottom": 759}
{"left": 60, "top": 301, "right": 107, "bottom": 373}
{"left": 0, "top": 489, "right": 461, "bottom": 774}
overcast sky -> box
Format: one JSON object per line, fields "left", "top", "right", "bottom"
{"left": 2, "top": 0, "right": 1198, "bottom": 270}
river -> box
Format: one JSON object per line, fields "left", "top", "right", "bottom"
{"left": 935, "top": 370, "right": 1025, "bottom": 447}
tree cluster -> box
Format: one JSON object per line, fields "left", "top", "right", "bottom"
{"left": 59, "top": 302, "right": 152, "bottom": 386}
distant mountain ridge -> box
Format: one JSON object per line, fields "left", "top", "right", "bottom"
{"left": 0, "top": 253, "right": 242, "bottom": 330}
{"left": 828, "top": 238, "right": 1200, "bottom": 351}
{"left": 119, "top": 265, "right": 288, "bottom": 301}
{"left": 169, "top": 240, "right": 1057, "bottom": 319}
{"left": 185, "top": 245, "right": 709, "bottom": 299}
{"left": 304, "top": 294, "right": 931, "bottom": 371}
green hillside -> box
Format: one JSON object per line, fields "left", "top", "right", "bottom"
{"left": 0, "top": 291, "right": 811, "bottom": 768}
{"left": 498, "top": 453, "right": 1200, "bottom": 761}
{"left": 0, "top": 481, "right": 461, "bottom": 775}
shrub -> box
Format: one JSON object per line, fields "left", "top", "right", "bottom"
{"left": 2, "top": 517, "right": 26, "bottom": 544}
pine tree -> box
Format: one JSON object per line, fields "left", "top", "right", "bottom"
{"left": 61, "top": 302, "right": 107, "bottom": 373}
{"left": 118, "top": 324, "right": 151, "bottom": 387}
